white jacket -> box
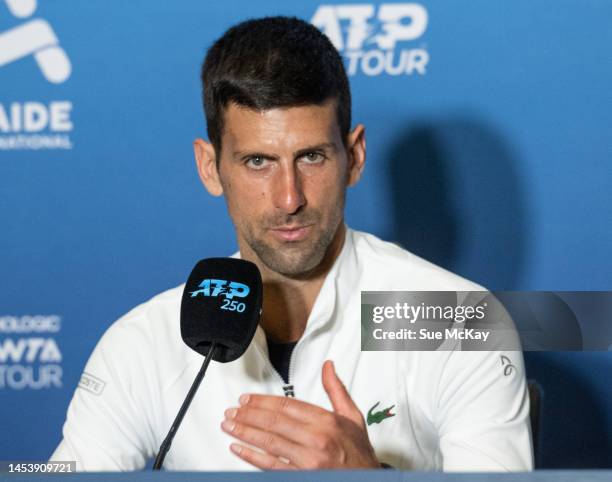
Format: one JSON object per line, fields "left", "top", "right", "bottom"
{"left": 51, "top": 229, "right": 533, "bottom": 471}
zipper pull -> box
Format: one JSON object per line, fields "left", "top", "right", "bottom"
{"left": 282, "top": 384, "right": 295, "bottom": 397}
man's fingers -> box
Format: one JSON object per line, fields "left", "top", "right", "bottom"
{"left": 221, "top": 417, "right": 312, "bottom": 467}
{"left": 230, "top": 443, "right": 298, "bottom": 471}
{"left": 322, "top": 360, "right": 363, "bottom": 425}
{"left": 225, "top": 406, "right": 313, "bottom": 446}
{"left": 238, "top": 392, "right": 330, "bottom": 422}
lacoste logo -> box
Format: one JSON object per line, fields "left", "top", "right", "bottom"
{"left": 366, "top": 401, "right": 395, "bottom": 425}
{"left": 78, "top": 372, "right": 106, "bottom": 396}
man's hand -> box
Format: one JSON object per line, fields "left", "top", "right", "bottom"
{"left": 221, "top": 360, "right": 380, "bottom": 470}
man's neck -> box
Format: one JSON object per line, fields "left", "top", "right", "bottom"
{"left": 242, "top": 225, "right": 346, "bottom": 343}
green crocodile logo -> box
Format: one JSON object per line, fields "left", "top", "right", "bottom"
{"left": 366, "top": 401, "right": 396, "bottom": 425}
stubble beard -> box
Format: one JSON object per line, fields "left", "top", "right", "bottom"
{"left": 242, "top": 205, "right": 344, "bottom": 278}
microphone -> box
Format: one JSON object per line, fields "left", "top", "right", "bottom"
{"left": 181, "top": 257, "right": 263, "bottom": 362}
{"left": 153, "top": 258, "right": 263, "bottom": 470}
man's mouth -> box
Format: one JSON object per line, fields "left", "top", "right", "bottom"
{"left": 269, "top": 224, "right": 313, "bottom": 242}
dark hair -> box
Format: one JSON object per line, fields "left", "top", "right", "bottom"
{"left": 201, "top": 16, "right": 351, "bottom": 154}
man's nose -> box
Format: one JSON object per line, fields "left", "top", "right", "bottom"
{"left": 272, "top": 163, "right": 306, "bottom": 214}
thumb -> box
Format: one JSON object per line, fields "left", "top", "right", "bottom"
{"left": 322, "top": 360, "right": 363, "bottom": 426}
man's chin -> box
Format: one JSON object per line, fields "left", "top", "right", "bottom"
{"left": 262, "top": 253, "right": 321, "bottom": 277}
{"left": 252, "top": 242, "right": 325, "bottom": 278}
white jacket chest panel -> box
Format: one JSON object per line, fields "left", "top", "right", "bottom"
{"left": 161, "top": 313, "right": 439, "bottom": 470}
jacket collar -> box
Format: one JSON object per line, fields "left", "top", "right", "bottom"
{"left": 234, "top": 225, "right": 359, "bottom": 345}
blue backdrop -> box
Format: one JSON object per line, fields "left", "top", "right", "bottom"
{"left": 1, "top": 0, "right": 611, "bottom": 469}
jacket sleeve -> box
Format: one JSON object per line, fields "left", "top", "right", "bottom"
{"left": 434, "top": 348, "right": 534, "bottom": 471}
{"left": 49, "top": 317, "right": 159, "bottom": 471}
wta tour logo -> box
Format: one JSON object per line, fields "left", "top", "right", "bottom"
{"left": 311, "top": 3, "right": 429, "bottom": 76}
{"left": 0, "top": 0, "right": 73, "bottom": 150}
{"left": 0, "top": 315, "right": 63, "bottom": 390}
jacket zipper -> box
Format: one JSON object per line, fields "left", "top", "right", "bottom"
{"left": 267, "top": 359, "right": 295, "bottom": 398}
{"left": 261, "top": 338, "right": 300, "bottom": 398}
{"left": 285, "top": 341, "right": 299, "bottom": 397}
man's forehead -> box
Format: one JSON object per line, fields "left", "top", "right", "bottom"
{"left": 220, "top": 100, "right": 341, "bottom": 154}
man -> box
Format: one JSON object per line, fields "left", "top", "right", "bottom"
{"left": 51, "top": 16, "right": 533, "bottom": 471}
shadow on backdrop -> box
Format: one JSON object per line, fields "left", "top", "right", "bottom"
{"left": 384, "top": 118, "right": 527, "bottom": 289}
{"left": 383, "top": 118, "right": 612, "bottom": 468}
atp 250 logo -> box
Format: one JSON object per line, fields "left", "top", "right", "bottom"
{"left": 190, "top": 279, "right": 250, "bottom": 313}
{"left": 311, "top": 3, "right": 429, "bottom": 76}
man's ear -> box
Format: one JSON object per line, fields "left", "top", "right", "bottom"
{"left": 346, "top": 124, "right": 366, "bottom": 187}
{"left": 194, "top": 138, "right": 223, "bottom": 196}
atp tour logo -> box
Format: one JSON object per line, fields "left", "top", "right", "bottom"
{"left": 191, "top": 279, "right": 250, "bottom": 313}
{"left": 0, "top": 315, "right": 63, "bottom": 390}
{"left": 0, "top": 0, "right": 74, "bottom": 150}
{"left": 311, "top": 3, "right": 429, "bottom": 77}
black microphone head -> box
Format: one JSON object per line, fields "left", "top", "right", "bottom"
{"left": 181, "top": 258, "right": 262, "bottom": 363}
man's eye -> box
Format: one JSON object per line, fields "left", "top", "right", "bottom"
{"left": 245, "top": 157, "right": 267, "bottom": 169}
{"left": 301, "top": 152, "right": 324, "bottom": 163}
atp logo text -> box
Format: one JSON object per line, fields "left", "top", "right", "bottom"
{"left": 311, "top": 3, "right": 429, "bottom": 76}
{"left": 190, "top": 279, "right": 250, "bottom": 300}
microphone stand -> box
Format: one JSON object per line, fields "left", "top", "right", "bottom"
{"left": 153, "top": 342, "right": 218, "bottom": 470}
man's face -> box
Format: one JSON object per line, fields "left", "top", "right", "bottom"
{"left": 197, "top": 99, "right": 364, "bottom": 278}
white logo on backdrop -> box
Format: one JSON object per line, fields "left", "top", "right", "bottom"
{"left": 311, "top": 3, "right": 429, "bottom": 76}
{"left": 0, "top": 0, "right": 71, "bottom": 83}
{"left": 0, "top": 0, "right": 74, "bottom": 150}
{"left": 0, "top": 315, "right": 63, "bottom": 390}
